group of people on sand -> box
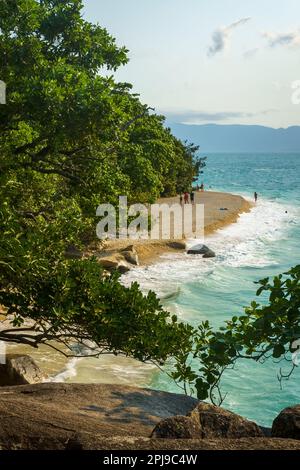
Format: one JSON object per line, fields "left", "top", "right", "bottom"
{"left": 180, "top": 191, "right": 194, "bottom": 205}
{"left": 179, "top": 183, "right": 205, "bottom": 205}
{"left": 180, "top": 188, "right": 259, "bottom": 205}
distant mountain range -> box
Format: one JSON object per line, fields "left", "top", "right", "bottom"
{"left": 167, "top": 123, "right": 300, "bottom": 153}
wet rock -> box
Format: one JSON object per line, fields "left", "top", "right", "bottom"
{"left": 0, "top": 383, "right": 198, "bottom": 449}
{"left": 117, "top": 261, "right": 131, "bottom": 274}
{"left": 97, "top": 256, "right": 131, "bottom": 273}
{"left": 187, "top": 244, "right": 211, "bottom": 255}
{"left": 203, "top": 249, "right": 216, "bottom": 259}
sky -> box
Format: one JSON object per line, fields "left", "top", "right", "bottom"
{"left": 83, "top": 0, "right": 300, "bottom": 128}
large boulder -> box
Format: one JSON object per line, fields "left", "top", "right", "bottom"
{"left": 122, "top": 251, "right": 139, "bottom": 266}
{"left": 272, "top": 405, "right": 300, "bottom": 440}
{"left": 0, "top": 355, "right": 46, "bottom": 386}
{"left": 187, "top": 244, "right": 215, "bottom": 258}
{"left": 187, "top": 244, "right": 216, "bottom": 258}
{"left": 187, "top": 244, "right": 209, "bottom": 255}
{"left": 97, "top": 256, "right": 131, "bottom": 273}
{"left": 167, "top": 241, "right": 187, "bottom": 250}
{"left": 203, "top": 249, "right": 216, "bottom": 259}
{"left": 190, "top": 403, "right": 263, "bottom": 438}
{"left": 97, "top": 256, "right": 120, "bottom": 270}
{"left": 117, "top": 261, "right": 131, "bottom": 274}
{"left": 64, "top": 435, "right": 300, "bottom": 451}
{"left": 151, "top": 402, "right": 263, "bottom": 439}
{"left": 0, "top": 383, "right": 198, "bottom": 450}
{"left": 64, "top": 245, "right": 83, "bottom": 260}
{"left": 151, "top": 416, "right": 200, "bottom": 439}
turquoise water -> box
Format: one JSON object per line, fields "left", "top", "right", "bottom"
{"left": 126, "top": 153, "right": 300, "bottom": 427}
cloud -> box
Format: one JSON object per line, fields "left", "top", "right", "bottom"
{"left": 208, "top": 17, "right": 251, "bottom": 57}
{"left": 163, "top": 109, "right": 276, "bottom": 124}
{"left": 263, "top": 29, "right": 300, "bottom": 48}
{"left": 243, "top": 47, "right": 259, "bottom": 59}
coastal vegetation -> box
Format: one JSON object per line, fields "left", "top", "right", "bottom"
{"left": 0, "top": 0, "right": 299, "bottom": 407}
{"left": 172, "top": 266, "right": 300, "bottom": 403}
{"left": 0, "top": 0, "right": 199, "bottom": 364}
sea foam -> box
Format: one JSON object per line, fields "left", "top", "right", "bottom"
{"left": 123, "top": 197, "right": 300, "bottom": 297}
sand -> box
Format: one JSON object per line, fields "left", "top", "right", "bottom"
{"left": 0, "top": 191, "right": 252, "bottom": 378}
{"left": 100, "top": 191, "right": 252, "bottom": 265}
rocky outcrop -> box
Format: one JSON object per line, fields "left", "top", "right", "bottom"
{"left": 121, "top": 246, "right": 140, "bottom": 266}
{"left": 203, "top": 249, "right": 216, "bottom": 259}
{"left": 0, "top": 383, "right": 198, "bottom": 450}
{"left": 152, "top": 402, "right": 263, "bottom": 439}
{"left": 0, "top": 383, "right": 297, "bottom": 450}
{"left": 167, "top": 241, "right": 187, "bottom": 250}
{"left": 187, "top": 244, "right": 216, "bottom": 258}
{"left": 97, "top": 255, "right": 131, "bottom": 273}
{"left": 64, "top": 245, "right": 83, "bottom": 260}
{"left": 190, "top": 403, "right": 263, "bottom": 438}
{"left": 272, "top": 405, "right": 300, "bottom": 440}
{"left": 0, "top": 355, "right": 46, "bottom": 386}
{"left": 97, "top": 246, "right": 139, "bottom": 273}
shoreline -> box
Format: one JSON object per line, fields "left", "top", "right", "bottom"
{"left": 1, "top": 191, "right": 253, "bottom": 381}
{"left": 100, "top": 191, "right": 253, "bottom": 266}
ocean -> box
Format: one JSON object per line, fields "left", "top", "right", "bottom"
{"left": 16, "top": 153, "right": 299, "bottom": 427}
{"left": 123, "top": 153, "right": 300, "bottom": 427}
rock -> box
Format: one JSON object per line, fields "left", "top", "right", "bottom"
{"left": 64, "top": 245, "right": 83, "bottom": 260}
{"left": 0, "top": 355, "right": 46, "bottom": 386}
{"left": 121, "top": 245, "right": 136, "bottom": 254}
{"left": 203, "top": 249, "right": 216, "bottom": 259}
{"left": 117, "top": 261, "right": 131, "bottom": 274}
{"left": 152, "top": 402, "right": 263, "bottom": 439}
{"left": 151, "top": 416, "right": 200, "bottom": 439}
{"left": 0, "top": 383, "right": 198, "bottom": 450}
{"left": 167, "top": 241, "right": 187, "bottom": 250}
{"left": 97, "top": 257, "right": 120, "bottom": 270}
{"left": 97, "top": 256, "right": 131, "bottom": 273}
{"left": 272, "top": 405, "right": 300, "bottom": 440}
{"left": 0, "top": 383, "right": 297, "bottom": 450}
{"left": 67, "top": 436, "right": 300, "bottom": 450}
{"left": 260, "top": 425, "right": 272, "bottom": 437}
{"left": 187, "top": 244, "right": 211, "bottom": 255}
{"left": 189, "top": 403, "right": 264, "bottom": 439}
{"left": 65, "top": 434, "right": 85, "bottom": 451}
{"left": 122, "top": 251, "right": 139, "bottom": 266}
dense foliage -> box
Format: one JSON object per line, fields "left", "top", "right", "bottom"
{"left": 0, "top": 0, "right": 199, "bottom": 362}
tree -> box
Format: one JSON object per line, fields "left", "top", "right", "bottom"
{"left": 172, "top": 266, "right": 300, "bottom": 404}
{"left": 0, "top": 0, "right": 197, "bottom": 364}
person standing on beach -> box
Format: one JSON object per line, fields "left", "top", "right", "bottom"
{"left": 200, "top": 183, "right": 204, "bottom": 192}
{"left": 184, "top": 192, "right": 190, "bottom": 204}
{"left": 254, "top": 192, "right": 258, "bottom": 203}
{"left": 190, "top": 191, "right": 195, "bottom": 204}
{"left": 180, "top": 193, "right": 183, "bottom": 205}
